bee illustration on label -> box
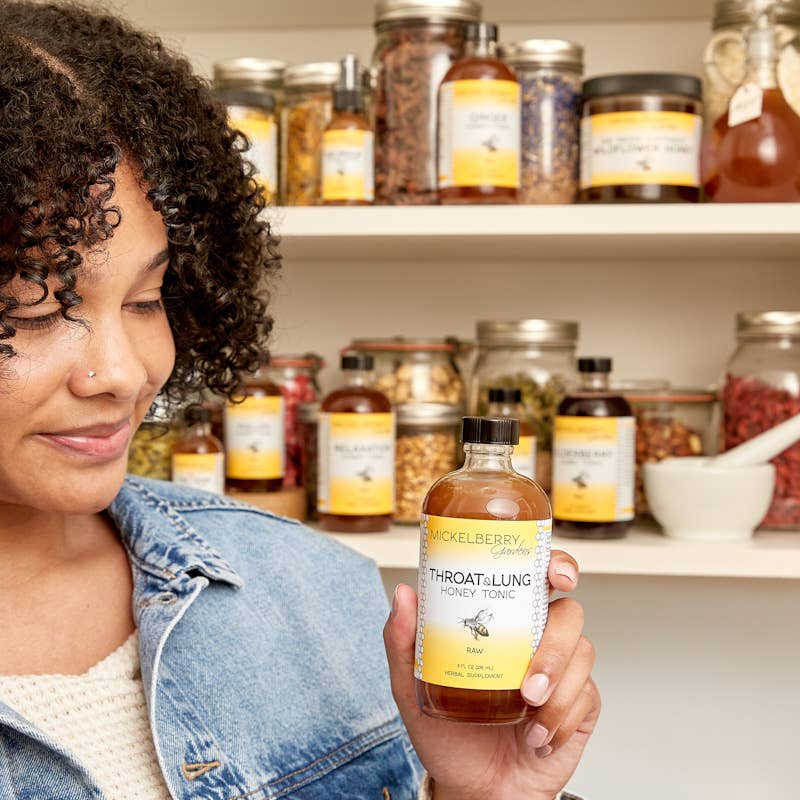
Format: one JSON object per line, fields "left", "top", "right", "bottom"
{"left": 572, "top": 470, "right": 589, "bottom": 489}
{"left": 637, "top": 157, "right": 653, "bottom": 172}
{"left": 460, "top": 608, "right": 493, "bottom": 640}
{"left": 248, "top": 441, "right": 262, "bottom": 453}
{"left": 482, "top": 134, "right": 499, "bottom": 153}
{"left": 357, "top": 467, "right": 373, "bottom": 483}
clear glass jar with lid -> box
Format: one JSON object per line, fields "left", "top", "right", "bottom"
{"left": 348, "top": 337, "right": 467, "bottom": 407}
{"left": 394, "top": 402, "right": 461, "bottom": 523}
{"left": 497, "top": 39, "right": 584, "bottom": 204}
{"left": 373, "top": 0, "right": 482, "bottom": 205}
{"left": 470, "top": 319, "right": 579, "bottom": 491}
{"left": 704, "top": 0, "right": 800, "bottom": 125}
{"left": 214, "top": 58, "right": 286, "bottom": 204}
{"left": 723, "top": 311, "right": 800, "bottom": 529}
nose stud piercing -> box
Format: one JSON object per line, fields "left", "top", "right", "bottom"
{"left": 88, "top": 370, "right": 96, "bottom": 378}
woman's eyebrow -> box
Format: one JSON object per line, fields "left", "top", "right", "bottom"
{"left": 142, "top": 248, "right": 170, "bottom": 272}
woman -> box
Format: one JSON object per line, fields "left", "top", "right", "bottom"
{"left": 0, "top": 3, "right": 600, "bottom": 799}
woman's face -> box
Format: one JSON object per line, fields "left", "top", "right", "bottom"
{"left": 0, "top": 164, "right": 175, "bottom": 515}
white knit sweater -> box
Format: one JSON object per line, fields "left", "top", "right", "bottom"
{"left": 0, "top": 631, "right": 434, "bottom": 800}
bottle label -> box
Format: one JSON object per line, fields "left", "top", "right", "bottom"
{"left": 728, "top": 83, "right": 764, "bottom": 127}
{"left": 317, "top": 412, "right": 394, "bottom": 515}
{"left": 512, "top": 435, "right": 537, "bottom": 480}
{"left": 227, "top": 106, "right": 278, "bottom": 199}
{"left": 438, "top": 79, "right": 521, "bottom": 189}
{"left": 224, "top": 396, "right": 285, "bottom": 480}
{"left": 552, "top": 416, "right": 635, "bottom": 522}
{"left": 415, "top": 514, "right": 552, "bottom": 691}
{"left": 172, "top": 452, "right": 225, "bottom": 495}
{"left": 321, "top": 129, "right": 375, "bottom": 202}
{"left": 580, "top": 111, "right": 701, "bottom": 188}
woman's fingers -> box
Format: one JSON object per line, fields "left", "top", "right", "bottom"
{"left": 548, "top": 550, "right": 579, "bottom": 595}
{"left": 382, "top": 583, "right": 421, "bottom": 718}
{"left": 541, "top": 678, "right": 602, "bottom": 756}
{"left": 520, "top": 596, "right": 584, "bottom": 708}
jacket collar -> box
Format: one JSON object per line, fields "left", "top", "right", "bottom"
{"left": 107, "top": 476, "right": 243, "bottom": 589}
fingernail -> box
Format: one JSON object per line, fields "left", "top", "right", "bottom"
{"left": 390, "top": 585, "right": 399, "bottom": 617}
{"left": 555, "top": 562, "right": 578, "bottom": 585}
{"left": 535, "top": 745, "right": 553, "bottom": 759}
{"left": 525, "top": 723, "right": 549, "bottom": 749}
{"left": 521, "top": 673, "right": 549, "bottom": 706}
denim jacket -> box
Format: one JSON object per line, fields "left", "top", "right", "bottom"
{"left": 0, "top": 477, "right": 425, "bottom": 799}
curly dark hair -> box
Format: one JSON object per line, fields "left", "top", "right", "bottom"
{"left": 0, "top": 1, "right": 280, "bottom": 403}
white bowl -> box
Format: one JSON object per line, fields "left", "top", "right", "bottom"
{"left": 643, "top": 457, "right": 776, "bottom": 542}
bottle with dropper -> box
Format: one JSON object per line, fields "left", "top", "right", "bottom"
{"left": 702, "top": 0, "right": 800, "bottom": 201}
{"left": 321, "top": 54, "right": 374, "bottom": 206}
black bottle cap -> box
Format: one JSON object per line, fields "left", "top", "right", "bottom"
{"left": 578, "top": 357, "right": 613, "bottom": 373}
{"left": 333, "top": 88, "right": 364, "bottom": 112}
{"left": 465, "top": 21, "right": 498, "bottom": 43}
{"left": 333, "top": 54, "right": 364, "bottom": 112}
{"left": 184, "top": 405, "right": 212, "bottom": 425}
{"left": 462, "top": 416, "right": 519, "bottom": 446}
{"left": 488, "top": 387, "right": 522, "bottom": 404}
{"left": 341, "top": 353, "right": 374, "bottom": 371}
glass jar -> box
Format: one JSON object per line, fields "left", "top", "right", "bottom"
{"left": 498, "top": 39, "right": 583, "bottom": 204}
{"left": 348, "top": 337, "right": 466, "bottom": 407}
{"left": 395, "top": 402, "right": 460, "bottom": 524}
{"left": 214, "top": 58, "right": 285, "bottom": 204}
{"left": 704, "top": 0, "right": 800, "bottom": 125}
{"left": 723, "top": 311, "right": 800, "bottom": 529}
{"left": 579, "top": 73, "right": 703, "bottom": 204}
{"left": 373, "top": 0, "right": 482, "bottom": 204}
{"left": 470, "top": 319, "right": 579, "bottom": 492}
{"left": 128, "top": 397, "right": 179, "bottom": 480}
{"left": 298, "top": 401, "right": 321, "bottom": 520}
{"left": 264, "top": 354, "right": 323, "bottom": 489}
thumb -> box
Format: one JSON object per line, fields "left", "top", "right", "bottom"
{"left": 383, "top": 583, "right": 421, "bottom": 717}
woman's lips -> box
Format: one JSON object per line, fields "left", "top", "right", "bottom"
{"left": 38, "top": 420, "right": 132, "bottom": 460}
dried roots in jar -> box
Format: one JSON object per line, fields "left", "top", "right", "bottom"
{"left": 377, "top": 363, "right": 463, "bottom": 405}
{"left": 286, "top": 93, "right": 332, "bottom": 206}
{"left": 395, "top": 431, "right": 456, "bottom": 523}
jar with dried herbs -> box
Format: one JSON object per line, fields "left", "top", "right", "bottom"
{"left": 373, "top": 0, "right": 482, "bottom": 204}
{"left": 128, "top": 398, "right": 179, "bottom": 480}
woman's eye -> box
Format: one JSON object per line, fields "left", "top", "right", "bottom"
{"left": 126, "top": 299, "right": 164, "bottom": 315}
{"left": 7, "top": 311, "right": 62, "bottom": 331}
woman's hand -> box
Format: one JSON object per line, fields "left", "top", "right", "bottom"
{"left": 383, "top": 551, "right": 600, "bottom": 800}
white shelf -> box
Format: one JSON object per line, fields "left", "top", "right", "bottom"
{"left": 321, "top": 523, "right": 800, "bottom": 579}
{"left": 274, "top": 204, "right": 800, "bottom": 262}
{"left": 120, "top": 0, "right": 709, "bottom": 33}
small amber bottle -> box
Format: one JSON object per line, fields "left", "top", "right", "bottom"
{"left": 486, "top": 387, "right": 539, "bottom": 481}
{"left": 224, "top": 360, "right": 285, "bottom": 493}
{"left": 438, "top": 22, "right": 520, "bottom": 204}
{"left": 171, "top": 406, "right": 225, "bottom": 495}
{"left": 321, "top": 54, "right": 374, "bottom": 206}
{"left": 416, "top": 417, "right": 551, "bottom": 725}
{"left": 318, "top": 354, "right": 394, "bottom": 532}
{"left": 552, "top": 358, "right": 635, "bottom": 539}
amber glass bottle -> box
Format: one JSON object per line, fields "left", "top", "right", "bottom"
{"left": 438, "top": 22, "right": 520, "bottom": 204}
{"left": 171, "top": 406, "right": 225, "bottom": 495}
{"left": 322, "top": 55, "right": 374, "bottom": 206}
{"left": 224, "top": 361, "right": 285, "bottom": 493}
{"left": 702, "top": 7, "right": 800, "bottom": 202}
{"left": 416, "top": 417, "right": 551, "bottom": 725}
{"left": 552, "top": 358, "right": 635, "bottom": 539}
{"left": 486, "top": 387, "right": 539, "bottom": 481}
{"left": 318, "top": 354, "right": 394, "bottom": 532}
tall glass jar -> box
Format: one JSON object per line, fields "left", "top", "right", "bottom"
{"left": 723, "top": 311, "right": 800, "bottom": 529}
{"left": 214, "top": 58, "right": 286, "bottom": 204}
{"left": 704, "top": 0, "right": 800, "bottom": 125}
{"left": 264, "top": 354, "right": 323, "bottom": 489}
{"left": 298, "top": 401, "right": 321, "bottom": 520}
{"left": 348, "top": 337, "right": 466, "bottom": 407}
{"left": 470, "top": 319, "right": 579, "bottom": 491}
{"left": 498, "top": 39, "right": 583, "bottom": 204}
{"left": 128, "top": 396, "right": 179, "bottom": 481}
{"left": 373, "top": 0, "right": 482, "bottom": 204}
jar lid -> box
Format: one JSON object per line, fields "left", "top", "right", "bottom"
{"left": 462, "top": 416, "right": 519, "bottom": 446}
{"left": 396, "top": 402, "right": 462, "bottom": 425}
{"left": 269, "top": 353, "right": 324, "bottom": 369}
{"left": 476, "top": 319, "right": 579, "bottom": 346}
{"left": 736, "top": 310, "right": 800, "bottom": 337}
{"left": 298, "top": 401, "right": 321, "bottom": 423}
{"left": 374, "top": 0, "right": 482, "bottom": 26}
{"left": 215, "top": 88, "right": 276, "bottom": 111}
{"left": 213, "top": 58, "right": 286, "bottom": 90}
{"left": 582, "top": 73, "right": 703, "bottom": 101}
{"left": 283, "top": 61, "right": 341, "bottom": 89}
{"left": 350, "top": 336, "right": 457, "bottom": 352}
{"left": 498, "top": 39, "right": 584, "bottom": 72}
{"left": 714, "top": 0, "right": 800, "bottom": 29}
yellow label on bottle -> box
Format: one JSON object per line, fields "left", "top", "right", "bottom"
{"left": 224, "top": 395, "right": 284, "bottom": 480}
{"left": 551, "top": 416, "right": 635, "bottom": 522}
{"left": 227, "top": 105, "right": 278, "bottom": 199}
{"left": 438, "top": 79, "right": 520, "bottom": 189}
{"left": 414, "top": 514, "right": 551, "bottom": 691}
{"left": 321, "top": 129, "right": 374, "bottom": 202}
{"left": 171, "top": 452, "right": 225, "bottom": 494}
{"left": 580, "top": 111, "right": 701, "bottom": 188}
{"left": 512, "top": 435, "right": 537, "bottom": 480}
{"left": 317, "top": 412, "right": 394, "bottom": 515}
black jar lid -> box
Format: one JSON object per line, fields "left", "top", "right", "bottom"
{"left": 215, "top": 87, "right": 276, "bottom": 111}
{"left": 342, "top": 353, "right": 374, "bottom": 371}
{"left": 582, "top": 73, "right": 702, "bottom": 102}
{"left": 578, "top": 357, "right": 612, "bottom": 373}
{"left": 462, "top": 417, "right": 520, "bottom": 446}
{"left": 488, "top": 387, "right": 522, "bottom": 404}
